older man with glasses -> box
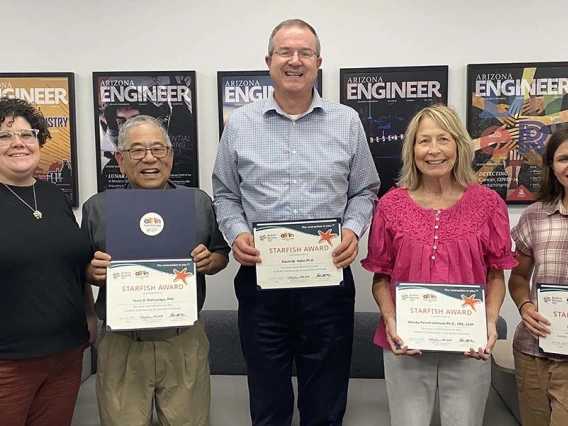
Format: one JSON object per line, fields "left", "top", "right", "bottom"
{"left": 82, "top": 115, "right": 229, "bottom": 426}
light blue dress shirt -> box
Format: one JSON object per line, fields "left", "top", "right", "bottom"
{"left": 213, "top": 91, "right": 380, "bottom": 245}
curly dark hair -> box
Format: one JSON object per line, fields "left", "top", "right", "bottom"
{"left": 0, "top": 97, "right": 51, "bottom": 146}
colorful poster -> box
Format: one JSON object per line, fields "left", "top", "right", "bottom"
{"left": 340, "top": 66, "right": 448, "bottom": 198}
{"left": 467, "top": 62, "right": 568, "bottom": 203}
{"left": 217, "top": 70, "right": 323, "bottom": 135}
{"left": 0, "top": 73, "right": 78, "bottom": 206}
{"left": 93, "top": 71, "right": 198, "bottom": 192}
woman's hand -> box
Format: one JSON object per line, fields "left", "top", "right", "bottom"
{"left": 385, "top": 317, "right": 422, "bottom": 356}
{"left": 520, "top": 302, "right": 551, "bottom": 339}
{"left": 87, "top": 312, "right": 99, "bottom": 346}
{"left": 465, "top": 320, "right": 496, "bottom": 361}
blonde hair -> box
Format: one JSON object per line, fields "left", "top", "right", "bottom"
{"left": 398, "top": 104, "right": 477, "bottom": 190}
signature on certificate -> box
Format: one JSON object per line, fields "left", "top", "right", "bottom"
{"left": 140, "top": 314, "right": 164, "bottom": 320}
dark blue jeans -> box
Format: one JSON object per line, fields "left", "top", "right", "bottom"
{"left": 235, "top": 266, "right": 355, "bottom": 426}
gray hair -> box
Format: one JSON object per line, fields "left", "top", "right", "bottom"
{"left": 117, "top": 115, "right": 171, "bottom": 150}
{"left": 267, "top": 19, "right": 321, "bottom": 57}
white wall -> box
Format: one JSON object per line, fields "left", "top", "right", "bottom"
{"left": 5, "top": 0, "right": 565, "bottom": 333}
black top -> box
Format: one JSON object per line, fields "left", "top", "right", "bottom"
{"left": 0, "top": 180, "right": 92, "bottom": 359}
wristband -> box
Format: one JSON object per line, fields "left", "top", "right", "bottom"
{"left": 518, "top": 300, "right": 534, "bottom": 314}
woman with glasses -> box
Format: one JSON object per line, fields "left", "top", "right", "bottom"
{"left": 0, "top": 97, "right": 95, "bottom": 426}
{"left": 509, "top": 125, "right": 568, "bottom": 426}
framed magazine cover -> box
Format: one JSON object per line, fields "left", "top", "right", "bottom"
{"left": 0, "top": 72, "right": 79, "bottom": 206}
{"left": 93, "top": 71, "right": 198, "bottom": 191}
{"left": 340, "top": 66, "right": 448, "bottom": 198}
{"left": 217, "top": 70, "right": 323, "bottom": 135}
{"left": 467, "top": 62, "right": 568, "bottom": 203}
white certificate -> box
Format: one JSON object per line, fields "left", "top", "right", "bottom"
{"left": 253, "top": 219, "right": 343, "bottom": 290}
{"left": 537, "top": 283, "right": 568, "bottom": 355}
{"left": 396, "top": 282, "right": 487, "bottom": 352}
{"left": 106, "top": 259, "right": 198, "bottom": 331}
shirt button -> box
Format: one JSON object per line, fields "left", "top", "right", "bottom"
{"left": 433, "top": 246, "right": 437, "bottom": 250}
{"left": 431, "top": 256, "right": 436, "bottom": 260}
{"left": 435, "top": 217, "right": 440, "bottom": 221}
{"left": 293, "top": 210, "right": 298, "bottom": 214}
{"left": 293, "top": 179, "right": 297, "bottom": 184}
{"left": 292, "top": 150, "right": 296, "bottom": 154}
{"left": 434, "top": 236, "right": 439, "bottom": 240}
{"left": 434, "top": 225, "right": 439, "bottom": 229}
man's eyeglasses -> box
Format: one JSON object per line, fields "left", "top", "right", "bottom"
{"left": 272, "top": 48, "right": 318, "bottom": 59}
{"left": 121, "top": 146, "right": 171, "bottom": 160}
{"left": 0, "top": 129, "right": 39, "bottom": 145}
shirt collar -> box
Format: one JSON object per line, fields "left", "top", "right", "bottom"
{"left": 544, "top": 198, "right": 568, "bottom": 216}
{"left": 124, "top": 180, "right": 176, "bottom": 190}
{"left": 263, "top": 89, "right": 327, "bottom": 118}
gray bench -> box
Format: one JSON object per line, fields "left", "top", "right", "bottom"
{"left": 73, "top": 311, "right": 520, "bottom": 425}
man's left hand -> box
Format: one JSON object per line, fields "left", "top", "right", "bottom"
{"left": 331, "top": 229, "right": 359, "bottom": 269}
{"left": 192, "top": 244, "right": 215, "bottom": 274}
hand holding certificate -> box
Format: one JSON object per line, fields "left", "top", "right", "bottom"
{"left": 253, "top": 219, "right": 344, "bottom": 290}
{"left": 396, "top": 282, "right": 488, "bottom": 353}
{"left": 537, "top": 283, "right": 568, "bottom": 355}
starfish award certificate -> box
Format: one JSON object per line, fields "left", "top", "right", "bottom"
{"left": 253, "top": 219, "right": 343, "bottom": 290}
{"left": 396, "top": 282, "right": 487, "bottom": 352}
{"left": 537, "top": 284, "right": 568, "bottom": 355}
{"left": 105, "top": 189, "right": 198, "bottom": 331}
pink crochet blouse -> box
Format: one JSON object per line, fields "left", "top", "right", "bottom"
{"left": 361, "top": 184, "right": 517, "bottom": 349}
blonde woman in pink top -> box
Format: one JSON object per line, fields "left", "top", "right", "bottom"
{"left": 362, "top": 104, "right": 517, "bottom": 426}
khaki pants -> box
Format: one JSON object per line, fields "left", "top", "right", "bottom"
{"left": 96, "top": 320, "right": 210, "bottom": 426}
{"left": 514, "top": 349, "right": 568, "bottom": 426}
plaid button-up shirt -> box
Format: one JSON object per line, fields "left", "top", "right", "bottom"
{"left": 511, "top": 199, "right": 568, "bottom": 361}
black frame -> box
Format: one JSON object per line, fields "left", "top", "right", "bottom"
{"left": 340, "top": 65, "right": 449, "bottom": 198}
{"left": 217, "top": 70, "right": 323, "bottom": 136}
{"left": 0, "top": 72, "right": 79, "bottom": 206}
{"left": 92, "top": 70, "right": 199, "bottom": 191}
{"left": 467, "top": 62, "right": 568, "bottom": 204}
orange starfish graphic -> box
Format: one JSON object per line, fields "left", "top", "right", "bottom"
{"left": 461, "top": 294, "right": 482, "bottom": 311}
{"left": 173, "top": 268, "right": 193, "bottom": 285}
{"left": 318, "top": 229, "right": 338, "bottom": 246}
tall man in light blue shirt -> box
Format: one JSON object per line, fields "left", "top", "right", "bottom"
{"left": 213, "top": 18, "right": 380, "bottom": 426}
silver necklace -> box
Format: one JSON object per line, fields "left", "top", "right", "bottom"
{"left": 2, "top": 182, "right": 43, "bottom": 219}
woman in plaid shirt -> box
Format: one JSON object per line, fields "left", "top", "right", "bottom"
{"left": 509, "top": 125, "right": 568, "bottom": 426}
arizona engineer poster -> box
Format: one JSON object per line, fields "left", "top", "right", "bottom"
{"left": 340, "top": 66, "right": 448, "bottom": 198}
{"left": 0, "top": 73, "right": 78, "bottom": 206}
{"left": 467, "top": 62, "right": 568, "bottom": 203}
{"left": 93, "top": 71, "right": 198, "bottom": 191}
{"left": 217, "top": 70, "right": 323, "bottom": 135}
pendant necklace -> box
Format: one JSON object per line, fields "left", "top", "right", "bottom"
{"left": 2, "top": 182, "right": 43, "bottom": 219}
